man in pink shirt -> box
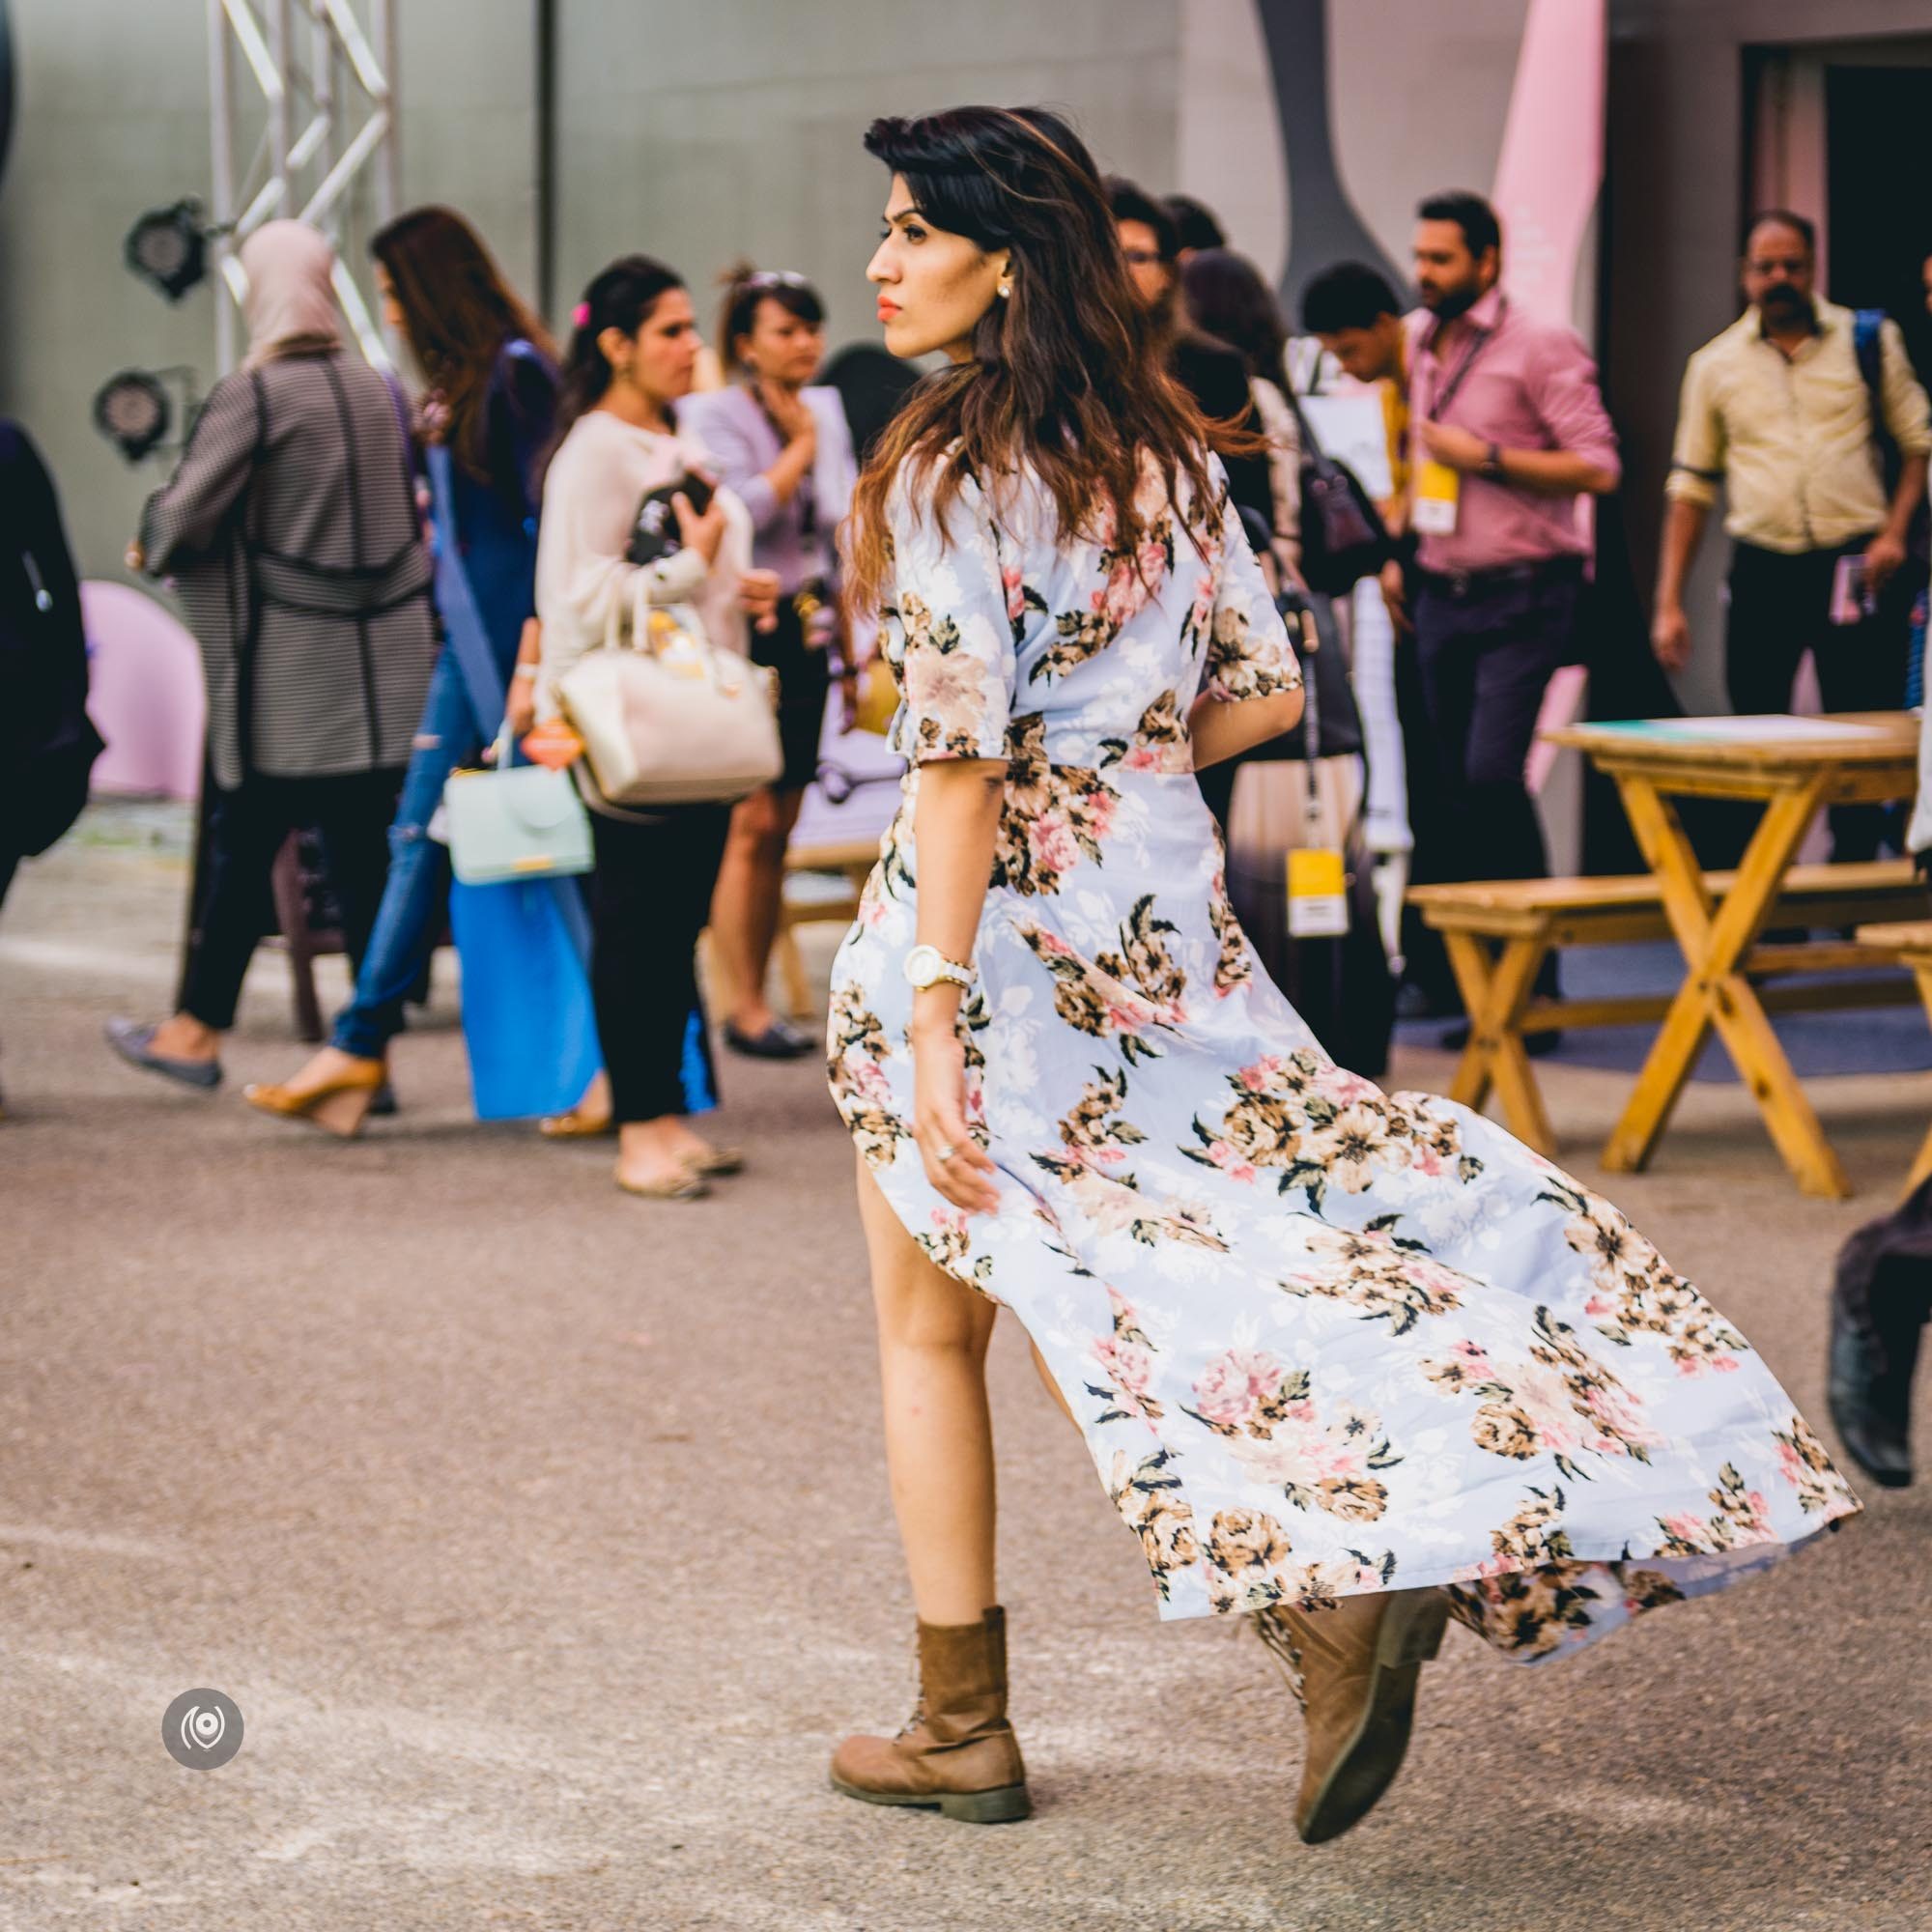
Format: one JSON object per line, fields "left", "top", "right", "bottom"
{"left": 1405, "top": 191, "right": 1620, "bottom": 980}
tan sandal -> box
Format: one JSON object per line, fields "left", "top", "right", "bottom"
{"left": 538, "top": 1106, "right": 614, "bottom": 1140}
{"left": 242, "top": 1059, "right": 385, "bottom": 1139}
{"left": 616, "top": 1168, "right": 710, "bottom": 1202}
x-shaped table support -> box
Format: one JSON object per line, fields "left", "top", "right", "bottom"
{"left": 1602, "top": 768, "right": 1846, "bottom": 1196}
{"left": 1440, "top": 926, "right": 1556, "bottom": 1156}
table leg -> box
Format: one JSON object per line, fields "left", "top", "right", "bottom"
{"left": 1908, "top": 966, "right": 1932, "bottom": 1196}
{"left": 1604, "top": 772, "right": 1849, "bottom": 1196}
{"left": 1441, "top": 928, "right": 1555, "bottom": 1154}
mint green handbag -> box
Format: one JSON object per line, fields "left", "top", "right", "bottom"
{"left": 441, "top": 729, "right": 593, "bottom": 887}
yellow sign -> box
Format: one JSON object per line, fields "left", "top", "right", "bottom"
{"left": 1287, "top": 847, "right": 1350, "bottom": 938}
{"left": 1411, "top": 459, "right": 1462, "bottom": 536}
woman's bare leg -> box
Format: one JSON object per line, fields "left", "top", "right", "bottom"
{"left": 1028, "top": 1340, "right": 1079, "bottom": 1430}
{"left": 856, "top": 1155, "right": 999, "bottom": 1625}
{"left": 711, "top": 786, "right": 805, "bottom": 1037}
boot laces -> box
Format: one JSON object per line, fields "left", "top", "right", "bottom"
{"left": 894, "top": 1633, "right": 927, "bottom": 1740}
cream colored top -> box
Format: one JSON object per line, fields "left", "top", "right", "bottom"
{"left": 1251, "top": 376, "right": 1302, "bottom": 577}
{"left": 532, "top": 409, "right": 753, "bottom": 717}
{"left": 1665, "top": 298, "right": 1932, "bottom": 553}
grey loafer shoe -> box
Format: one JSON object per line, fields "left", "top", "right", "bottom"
{"left": 103, "top": 1018, "right": 223, "bottom": 1091}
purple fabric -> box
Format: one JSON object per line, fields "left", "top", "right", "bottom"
{"left": 677, "top": 384, "right": 855, "bottom": 595}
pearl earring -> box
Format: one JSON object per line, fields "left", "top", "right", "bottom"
{"left": 997, "top": 282, "right": 1012, "bottom": 300}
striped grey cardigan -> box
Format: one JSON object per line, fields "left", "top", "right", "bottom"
{"left": 140, "top": 350, "right": 437, "bottom": 791}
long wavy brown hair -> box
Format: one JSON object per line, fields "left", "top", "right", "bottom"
{"left": 371, "top": 205, "right": 555, "bottom": 478}
{"left": 845, "top": 106, "right": 1253, "bottom": 620}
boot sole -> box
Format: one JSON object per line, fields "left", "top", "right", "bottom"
{"left": 1297, "top": 1590, "right": 1449, "bottom": 1847}
{"left": 828, "top": 1774, "right": 1033, "bottom": 1825}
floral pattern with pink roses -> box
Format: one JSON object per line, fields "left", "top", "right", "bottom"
{"left": 828, "top": 449, "right": 1859, "bottom": 1662}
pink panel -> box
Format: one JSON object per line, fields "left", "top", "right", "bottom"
{"left": 80, "top": 581, "right": 206, "bottom": 802}
{"left": 1491, "top": 0, "right": 1607, "bottom": 330}
{"left": 1526, "top": 663, "right": 1588, "bottom": 796}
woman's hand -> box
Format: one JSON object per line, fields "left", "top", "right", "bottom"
{"left": 503, "top": 616, "right": 541, "bottom": 738}
{"left": 672, "top": 490, "right": 727, "bottom": 565}
{"left": 505, "top": 668, "right": 538, "bottom": 740}
{"left": 738, "top": 567, "right": 782, "bottom": 634}
{"left": 911, "top": 1018, "right": 999, "bottom": 1214}
{"left": 762, "top": 381, "right": 818, "bottom": 453}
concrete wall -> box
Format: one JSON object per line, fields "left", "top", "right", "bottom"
{"left": 1177, "top": 0, "right": 1529, "bottom": 310}
{"left": 552, "top": 0, "right": 1179, "bottom": 359}
{"left": 0, "top": 0, "right": 535, "bottom": 584}
{"left": 0, "top": 0, "right": 1182, "bottom": 582}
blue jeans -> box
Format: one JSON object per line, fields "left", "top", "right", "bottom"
{"left": 330, "top": 649, "right": 477, "bottom": 1060}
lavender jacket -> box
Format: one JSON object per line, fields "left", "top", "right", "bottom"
{"left": 678, "top": 383, "right": 858, "bottom": 596}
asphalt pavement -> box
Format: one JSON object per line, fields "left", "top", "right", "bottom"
{"left": 2, "top": 804, "right": 1928, "bottom": 1931}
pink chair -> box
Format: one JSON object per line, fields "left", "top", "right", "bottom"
{"left": 79, "top": 581, "right": 205, "bottom": 801}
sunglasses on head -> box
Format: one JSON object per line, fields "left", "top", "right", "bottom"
{"left": 743, "top": 270, "right": 811, "bottom": 291}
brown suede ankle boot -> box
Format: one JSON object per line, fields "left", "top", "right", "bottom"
{"left": 830, "top": 1606, "right": 1032, "bottom": 1824}
{"left": 1259, "top": 1587, "right": 1447, "bottom": 1845}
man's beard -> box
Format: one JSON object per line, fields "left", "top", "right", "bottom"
{"left": 1424, "top": 281, "right": 1482, "bottom": 322}
{"left": 1760, "top": 285, "right": 1815, "bottom": 328}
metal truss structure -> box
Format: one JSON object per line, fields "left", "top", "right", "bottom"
{"left": 205, "top": 0, "right": 398, "bottom": 374}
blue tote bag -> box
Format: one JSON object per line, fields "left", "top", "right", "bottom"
{"left": 450, "top": 874, "right": 604, "bottom": 1121}
{"left": 424, "top": 438, "right": 601, "bottom": 1120}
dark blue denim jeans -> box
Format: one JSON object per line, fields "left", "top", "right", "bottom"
{"left": 329, "top": 648, "right": 476, "bottom": 1060}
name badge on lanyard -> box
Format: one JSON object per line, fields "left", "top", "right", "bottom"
{"left": 1412, "top": 461, "right": 1462, "bottom": 535}
{"left": 1415, "top": 303, "right": 1502, "bottom": 539}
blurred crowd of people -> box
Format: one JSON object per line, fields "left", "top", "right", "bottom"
{"left": 8, "top": 164, "right": 1932, "bottom": 1170}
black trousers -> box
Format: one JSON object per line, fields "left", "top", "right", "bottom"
{"left": 1393, "top": 619, "right": 1458, "bottom": 1001}
{"left": 1725, "top": 537, "right": 1915, "bottom": 863}
{"left": 586, "top": 803, "right": 730, "bottom": 1124}
{"left": 1414, "top": 565, "right": 1581, "bottom": 1002}
{"left": 1414, "top": 564, "right": 1580, "bottom": 890}
{"left": 182, "top": 769, "right": 401, "bottom": 1031}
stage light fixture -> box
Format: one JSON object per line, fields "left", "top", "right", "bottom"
{"left": 92, "top": 370, "right": 173, "bottom": 464}
{"left": 124, "top": 200, "right": 208, "bottom": 302}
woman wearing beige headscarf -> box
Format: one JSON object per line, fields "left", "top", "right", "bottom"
{"left": 106, "top": 220, "right": 439, "bottom": 1092}
{"left": 239, "top": 218, "right": 343, "bottom": 364}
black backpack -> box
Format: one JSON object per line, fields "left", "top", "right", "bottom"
{"left": 2, "top": 420, "right": 102, "bottom": 858}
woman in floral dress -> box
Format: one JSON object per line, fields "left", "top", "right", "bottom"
{"left": 827, "top": 106, "right": 1859, "bottom": 1844}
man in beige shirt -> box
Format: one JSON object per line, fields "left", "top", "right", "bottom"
{"left": 1654, "top": 209, "right": 1930, "bottom": 859}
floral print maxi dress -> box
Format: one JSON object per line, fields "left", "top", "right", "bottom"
{"left": 827, "top": 458, "right": 1859, "bottom": 1663}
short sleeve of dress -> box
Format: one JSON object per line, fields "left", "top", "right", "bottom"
{"left": 1200, "top": 457, "right": 1303, "bottom": 703}
{"left": 885, "top": 468, "right": 1016, "bottom": 763}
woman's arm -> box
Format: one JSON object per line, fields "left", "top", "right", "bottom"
{"left": 534, "top": 443, "right": 723, "bottom": 703}
{"left": 135, "top": 375, "right": 261, "bottom": 574}
{"left": 684, "top": 391, "right": 811, "bottom": 531}
{"left": 1191, "top": 686, "right": 1303, "bottom": 768}
{"left": 1187, "top": 466, "right": 1305, "bottom": 765}
{"left": 910, "top": 760, "right": 1007, "bottom": 1213}
{"left": 885, "top": 469, "right": 1016, "bottom": 1213}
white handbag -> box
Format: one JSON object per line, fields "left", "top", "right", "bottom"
{"left": 557, "top": 576, "right": 782, "bottom": 808}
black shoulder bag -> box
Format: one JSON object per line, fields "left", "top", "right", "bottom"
{"left": 1279, "top": 382, "right": 1390, "bottom": 597}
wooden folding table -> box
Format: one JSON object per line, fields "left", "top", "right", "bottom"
{"left": 1543, "top": 713, "right": 1921, "bottom": 1199}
